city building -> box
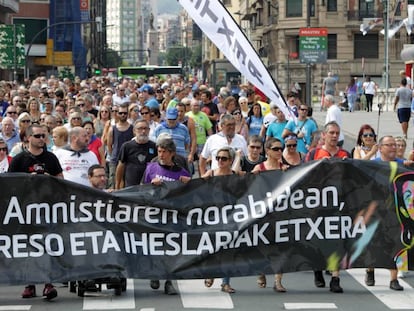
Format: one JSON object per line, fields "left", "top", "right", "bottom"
{"left": 200, "top": 0, "right": 413, "bottom": 105}
{"left": 6, "top": 0, "right": 105, "bottom": 80}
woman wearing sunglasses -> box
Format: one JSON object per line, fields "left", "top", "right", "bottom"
{"left": 202, "top": 146, "right": 244, "bottom": 294}
{"left": 282, "top": 135, "right": 304, "bottom": 167}
{"left": 352, "top": 124, "right": 379, "bottom": 160}
{"left": 251, "top": 137, "right": 288, "bottom": 293}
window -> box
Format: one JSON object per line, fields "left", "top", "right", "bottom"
{"left": 327, "top": 0, "right": 337, "bottom": 12}
{"left": 354, "top": 33, "right": 378, "bottom": 58}
{"left": 13, "top": 18, "right": 48, "bottom": 44}
{"left": 286, "top": 0, "right": 302, "bottom": 17}
{"left": 327, "top": 34, "right": 337, "bottom": 59}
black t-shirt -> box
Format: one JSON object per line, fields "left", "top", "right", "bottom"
{"left": 8, "top": 149, "right": 63, "bottom": 176}
{"left": 118, "top": 140, "right": 157, "bottom": 187}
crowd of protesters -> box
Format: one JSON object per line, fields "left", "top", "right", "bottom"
{"left": 0, "top": 72, "right": 412, "bottom": 299}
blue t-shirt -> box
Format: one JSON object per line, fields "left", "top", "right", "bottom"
{"left": 284, "top": 118, "right": 318, "bottom": 154}
{"left": 247, "top": 116, "right": 263, "bottom": 137}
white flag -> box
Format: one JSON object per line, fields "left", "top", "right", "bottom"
{"left": 178, "top": 0, "right": 293, "bottom": 119}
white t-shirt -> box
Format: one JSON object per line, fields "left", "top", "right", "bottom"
{"left": 326, "top": 104, "right": 344, "bottom": 142}
{"left": 54, "top": 148, "right": 99, "bottom": 186}
{"left": 201, "top": 132, "right": 248, "bottom": 170}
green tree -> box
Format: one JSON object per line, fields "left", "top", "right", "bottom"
{"left": 104, "top": 48, "right": 122, "bottom": 68}
{"left": 165, "top": 46, "right": 192, "bottom": 67}
{"left": 189, "top": 44, "right": 202, "bottom": 70}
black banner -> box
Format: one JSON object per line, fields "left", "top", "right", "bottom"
{"left": 0, "top": 159, "right": 412, "bottom": 285}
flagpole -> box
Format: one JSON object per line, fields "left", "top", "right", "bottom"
{"left": 384, "top": 0, "right": 389, "bottom": 112}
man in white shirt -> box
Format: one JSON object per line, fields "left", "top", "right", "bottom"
{"left": 54, "top": 126, "right": 99, "bottom": 186}
{"left": 199, "top": 114, "right": 248, "bottom": 175}
{"left": 324, "top": 94, "right": 344, "bottom": 146}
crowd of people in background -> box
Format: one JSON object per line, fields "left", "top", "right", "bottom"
{"left": 0, "top": 71, "right": 412, "bottom": 299}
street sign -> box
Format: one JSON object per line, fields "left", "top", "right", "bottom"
{"left": 0, "top": 24, "right": 25, "bottom": 70}
{"left": 299, "top": 27, "right": 327, "bottom": 64}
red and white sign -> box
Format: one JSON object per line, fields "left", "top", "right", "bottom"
{"left": 80, "top": 0, "right": 89, "bottom": 10}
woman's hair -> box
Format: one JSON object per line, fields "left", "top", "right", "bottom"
{"left": 248, "top": 103, "right": 263, "bottom": 118}
{"left": 356, "top": 124, "right": 377, "bottom": 146}
{"left": 53, "top": 126, "right": 69, "bottom": 142}
{"left": 18, "top": 112, "right": 31, "bottom": 123}
{"left": 223, "top": 96, "right": 237, "bottom": 110}
{"left": 216, "top": 146, "right": 235, "bottom": 161}
{"left": 265, "top": 137, "right": 282, "bottom": 149}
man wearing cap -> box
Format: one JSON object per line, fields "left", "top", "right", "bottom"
{"left": 154, "top": 107, "right": 190, "bottom": 159}
{"left": 139, "top": 84, "right": 159, "bottom": 109}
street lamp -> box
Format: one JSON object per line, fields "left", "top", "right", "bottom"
{"left": 24, "top": 19, "right": 102, "bottom": 79}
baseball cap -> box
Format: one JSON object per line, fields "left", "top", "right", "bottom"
{"left": 166, "top": 107, "right": 178, "bottom": 120}
{"left": 139, "top": 84, "right": 154, "bottom": 94}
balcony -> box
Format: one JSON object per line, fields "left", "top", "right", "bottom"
{"left": 0, "top": 0, "right": 18, "bottom": 13}
{"left": 347, "top": 9, "right": 383, "bottom": 21}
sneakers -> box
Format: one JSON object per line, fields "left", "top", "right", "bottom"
{"left": 329, "top": 277, "right": 343, "bottom": 293}
{"left": 150, "top": 280, "right": 160, "bottom": 290}
{"left": 314, "top": 271, "right": 325, "bottom": 288}
{"left": 43, "top": 283, "right": 57, "bottom": 300}
{"left": 365, "top": 270, "right": 375, "bottom": 286}
{"left": 398, "top": 270, "right": 408, "bottom": 278}
{"left": 390, "top": 279, "right": 404, "bottom": 291}
{"left": 164, "top": 280, "right": 177, "bottom": 295}
{"left": 22, "top": 285, "right": 36, "bottom": 298}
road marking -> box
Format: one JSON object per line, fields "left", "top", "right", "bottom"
{"left": 139, "top": 309, "right": 154, "bottom": 311}
{"left": 83, "top": 279, "right": 135, "bottom": 310}
{"left": 177, "top": 280, "right": 234, "bottom": 309}
{"left": 348, "top": 268, "right": 414, "bottom": 309}
{"left": 284, "top": 303, "right": 337, "bottom": 309}
{"left": 0, "top": 307, "right": 31, "bottom": 311}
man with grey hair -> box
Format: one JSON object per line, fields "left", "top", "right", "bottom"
{"left": 199, "top": 114, "right": 248, "bottom": 175}
{"left": 115, "top": 119, "right": 157, "bottom": 189}
{"left": 143, "top": 137, "right": 190, "bottom": 295}
{"left": 0, "top": 116, "right": 20, "bottom": 151}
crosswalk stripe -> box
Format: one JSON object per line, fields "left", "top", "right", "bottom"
{"left": 177, "top": 279, "right": 234, "bottom": 309}
{"left": 0, "top": 307, "right": 31, "bottom": 310}
{"left": 348, "top": 268, "right": 414, "bottom": 309}
{"left": 83, "top": 279, "right": 135, "bottom": 310}
{"left": 284, "top": 303, "right": 337, "bottom": 309}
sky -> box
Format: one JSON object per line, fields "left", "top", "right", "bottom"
{"left": 158, "top": 0, "right": 181, "bottom": 15}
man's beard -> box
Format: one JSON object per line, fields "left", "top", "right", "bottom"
{"left": 136, "top": 134, "right": 149, "bottom": 143}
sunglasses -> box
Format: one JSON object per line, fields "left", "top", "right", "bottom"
{"left": 7, "top": 111, "right": 17, "bottom": 114}
{"left": 216, "top": 156, "right": 229, "bottom": 161}
{"left": 118, "top": 112, "right": 128, "bottom": 115}
{"left": 141, "top": 111, "right": 150, "bottom": 115}
{"left": 0, "top": 147, "right": 7, "bottom": 152}
{"left": 56, "top": 120, "right": 63, "bottom": 124}
{"left": 21, "top": 119, "right": 31, "bottom": 123}
{"left": 286, "top": 144, "right": 297, "bottom": 148}
{"left": 362, "top": 133, "right": 375, "bottom": 137}
{"left": 232, "top": 111, "right": 241, "bottom": 115}
{"left": 270, "top": 146, "right": 283, "bottom": 151}
{"left": 77, "top": 103, "right": 85, "bottom": 107}
{"left": 32, "top": 134, "right": 46, "bottom": 139}
{"left": 300, "top": 108, "right": 308, "bottom": 111}
{"left": 249, "top": 145, "right": 261, "bottom": 149}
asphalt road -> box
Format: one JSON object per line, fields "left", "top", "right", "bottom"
{"left": 0, "top": 269, "right": 413, "bottom": 311}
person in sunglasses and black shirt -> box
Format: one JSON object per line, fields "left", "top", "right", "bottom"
{"left": 8, "top": 123, "right": 63, "bottom": 300}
